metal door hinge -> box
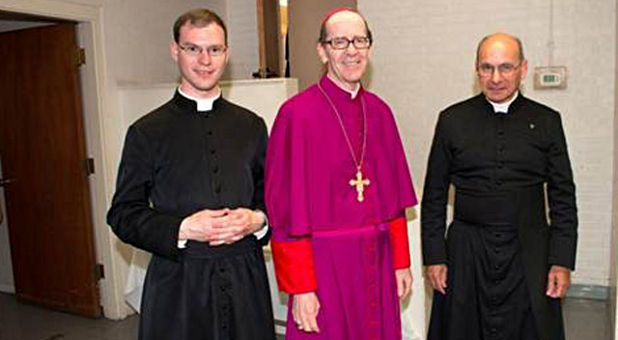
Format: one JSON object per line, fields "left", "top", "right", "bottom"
{"left": 95, "top": 263, "right": 105, "bottom": 280}
{"left": 74, "top": 47, "right": 85, "bottom": 66}
{"left": 85, "top": 157, "right": 95, "bottom": 176}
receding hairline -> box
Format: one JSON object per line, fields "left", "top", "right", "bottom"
{"left": 318, "top": 9, "right": 372, "bottom": 43}
{"left": 475, "top": 33, "right": 525, "bottom": 65}
{"left": 326, "top": 10, "right": 364, "bottom": 24}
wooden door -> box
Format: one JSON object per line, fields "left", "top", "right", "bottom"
{"left": 257, "top": 0, "right": 281, "bottom": 77}
{"left": 0, "top": 23, "right": 100, "bottom": 317}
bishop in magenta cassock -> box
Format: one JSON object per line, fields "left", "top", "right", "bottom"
{"left": 265, "top": 8, "right": 417, "bottom": 340}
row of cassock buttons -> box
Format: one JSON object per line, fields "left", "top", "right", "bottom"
{"left": 204, "top": 117, "right": 222, "bottom": 194}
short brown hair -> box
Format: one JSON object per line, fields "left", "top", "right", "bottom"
{"left": 173, "top": 9, "right": 227, "bottom": 44}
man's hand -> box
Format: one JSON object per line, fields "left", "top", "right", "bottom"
{"left": 292, "top": 292, "right": 320, "bottom": 333}
{"left": 178, "top": 208, "right": 265, "bottom": 246}
{"left": 178, "top": 208, "right": 230, "bottom": 242}
{"left": 426, "top": 264, "right": 448, "bottom": 295}
{"left": 209, "top": 208, "right": 264, "bottom": 245}
{"left": 546, "top": 265, "right": 570, "bottom": 299}
{"left": 395, "top": 268, "right": 413, "bottom": 299}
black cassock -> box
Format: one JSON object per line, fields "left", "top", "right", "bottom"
{"left": 107, "top": 92, "right": 275, "bottom": 340}
{"left": 421, "top": 94, "right": 577, "bottom": 340}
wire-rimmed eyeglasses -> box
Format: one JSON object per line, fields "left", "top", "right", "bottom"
{"left": 477, "top": 62, "right": 522, "bottom": 77}
{"left": 178, "top": 43, "right": 227, "bottom": 57}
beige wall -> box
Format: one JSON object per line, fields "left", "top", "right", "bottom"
{"left": 288, "top": 0, "right": 356, "bottom": 91}
{"left": 70, "top": 0, "right": 259, "bottom": 82}
{"left": 360, "top": 0, "right": 615, "bottom": 285}
{"left": 72, "top": 0, "right": 226, "bottom": 85}
{"left": 225, "top": 0, "right": 259, "bottom": 79}
{"left": 66, "top": 0, "right": 260, "bottom": 82}
{"left": 360, "top": 0, "right": 616, "bottom": 336}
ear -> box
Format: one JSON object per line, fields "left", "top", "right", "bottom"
{"left": 223, "top": 46, "right": 230, "bottom": 66}
{"left": 170, "top": 40, "right": 179, "bottom": 62}
{"left": 316, "top": 43, "right": 328, "bottom": 64}
{"left": 520, "top": 59, "right": 528, "bottom": 80}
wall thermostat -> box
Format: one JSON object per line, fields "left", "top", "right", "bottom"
{"left": 534, "top": 66, "right": 567, "bottom": 89}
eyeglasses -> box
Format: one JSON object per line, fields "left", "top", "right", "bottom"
{"left": 323, "top": 36, "right": 372, "bottom": 50}
{"left": 178, "top": 43, "right": 227, "bottom": 57}
{"left": 477, "top": 62, "right": 521, "bottom": 77}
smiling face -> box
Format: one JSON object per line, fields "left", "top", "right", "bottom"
{"left": 170, "top": 22, "right": 229, "bottom": 98}
{"left": 317, "top": 11, "right": 371, "bottom": 91}
{"left": 476, "top": 34, "right": 527, "bottom": 103}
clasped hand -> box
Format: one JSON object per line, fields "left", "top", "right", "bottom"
{"left": 178, "top": 208, "right": 264, "bottom": 245}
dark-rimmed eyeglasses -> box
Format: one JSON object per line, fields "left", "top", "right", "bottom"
{"left": 178, "top": 43, "right": 227, "bottom": 57}
{"left": 323, "top": 36, "right": 372, "bottom": 50}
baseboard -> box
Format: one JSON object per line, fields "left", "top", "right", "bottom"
{"left": 274, "top": 319, "right": 286, "bottom": 335}
{"left": 274, "top": 318, "right": 422, "bottom": 339}
{"left": 567, "top": 284, "right": 609, "bottom": 300}
{"left": 403, "top": 333, "right": 422, "bottom": 340}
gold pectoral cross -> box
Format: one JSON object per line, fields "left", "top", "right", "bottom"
{"left": 349, "top": 169, "right": 370, "bottom": 202}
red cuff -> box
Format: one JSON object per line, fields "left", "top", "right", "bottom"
{"left": 271, "top": 239, "right": 317, "bottom": 294}
{"left": 389, "top": 217, "right": 411, "bottom": 269}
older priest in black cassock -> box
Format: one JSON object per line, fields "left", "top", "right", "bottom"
{"left": 107, "top": 9, "right": 275, "bottom": 340}
{"left": 422, "top": 33, "right": 577, "bottom": 340}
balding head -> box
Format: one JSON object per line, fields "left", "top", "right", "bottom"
{"left": 476, "top": 33, "right": 524, "bottom": 66}
{"left": 318, "top": 9, "right": 372, "bottom": 43}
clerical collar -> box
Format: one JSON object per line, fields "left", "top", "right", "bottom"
{"left": 177, "top": 87, "right": 221, "bottom": 112}
{"left": 326, "top": 75, "right": 361, "bottom": 99}
{"left": 487, "top": 91, "right": 519, "bottom": 114}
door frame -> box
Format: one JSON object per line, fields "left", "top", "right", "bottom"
{"left": 0, "top": 0, "right": 125, "bottom": 319}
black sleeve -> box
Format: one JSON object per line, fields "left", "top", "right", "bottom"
{"left": 106, "top": 125, "right": 183, "bottom": 260}
{"left": 253, "top": 117, "right": 270, "bottom": 246}
{"left": 545, "top": 113, "right": 578, "bottom": 270}
{"left": 421, "top": 112, "right": 451, "bottom": 266}
{"left": 252, "top": 118, "right": 268, "bottom": 213}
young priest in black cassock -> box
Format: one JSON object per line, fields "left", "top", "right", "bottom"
{"left": 107, "top": 9, "right": 275, "bottom": 340}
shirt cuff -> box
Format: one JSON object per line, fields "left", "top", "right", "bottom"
{"left": 253, "top": 209, "right": 269, "bottom": 240}
{"left": 177, "top": 239, "right": 188, "bottom": 249}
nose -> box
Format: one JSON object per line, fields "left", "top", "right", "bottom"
{"left": 345, "top": 43, "right": 359, "bottom": 55}
{"left": 198, "top": 50, "right": 212, "bottom": 65}
{"left": 490, "top": 68, "right": 502, "bottom": 83}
